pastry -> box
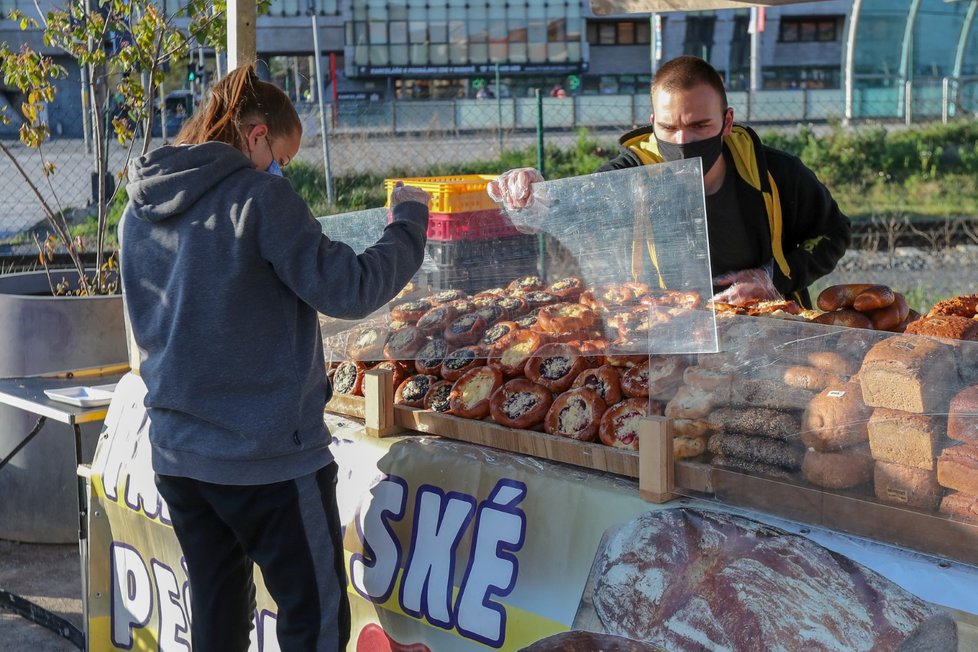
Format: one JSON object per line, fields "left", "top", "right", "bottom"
{"left": 489, "top": 378, "right": 553, "bottom": 430}
{"left": 449, "top": 365, "right": 504, "bottom": 419}
{"left": 545, "top": 387, "right": 607, "bottom": 442}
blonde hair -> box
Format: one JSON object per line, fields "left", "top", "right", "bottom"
{"left": 176, "top": 64, "right": 301, "bottom": 149}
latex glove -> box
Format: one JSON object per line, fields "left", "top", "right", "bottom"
{"left": 711, "top": 265, "right": 781, "bottom": 306}
{"left": 390, "top": 180, "right": 430, "bottom": 208}
{"left": 486, "top": 167, "right": 544, "bottom": 209}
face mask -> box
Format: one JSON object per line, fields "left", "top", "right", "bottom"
{"left": 266, "top": 159, "right": 284, "bottom": 177}
{"left": 655, "top": 123, "right": 726, "bottom": 174}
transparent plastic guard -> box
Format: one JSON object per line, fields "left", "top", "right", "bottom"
{"left": 666, "top": 314, "right": 978, "bottom": 566}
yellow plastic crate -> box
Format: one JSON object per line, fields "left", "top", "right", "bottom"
{"left": 384, "top": 174, "right": 501, "bottom": 214}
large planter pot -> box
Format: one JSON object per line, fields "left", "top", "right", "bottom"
{"left": 0, "top": 270, "right": 127, "bottom": 543}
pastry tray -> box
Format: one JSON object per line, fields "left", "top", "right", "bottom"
{"left": 44, "top": 383, "right": 118, "bottom": 408}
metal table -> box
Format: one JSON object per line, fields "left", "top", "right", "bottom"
{"left": 0, "top": 363, "right": 129, "bottom": 650}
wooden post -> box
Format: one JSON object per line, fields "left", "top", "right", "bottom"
{"left": 363, "top": 368, "right": 399, "bottom": 438}
{"left": 638, "top": 416, "right": 677, "bottom": 503}
{"left": 226, "top": 0, "right": 256, "bottom": 72}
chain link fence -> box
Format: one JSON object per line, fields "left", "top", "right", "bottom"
{"left": 2, "top": 86, "right": 974, "bottom": 250}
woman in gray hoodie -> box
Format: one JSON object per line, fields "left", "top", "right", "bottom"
{"left": 120, "top": 64, "right": 429, "bottom": 651}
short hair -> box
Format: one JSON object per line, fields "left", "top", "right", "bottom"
{"left": 651, "top": 55, "right": 728, "bottom": 111}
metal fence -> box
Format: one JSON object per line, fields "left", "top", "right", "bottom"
{"left": 3, "top": 86, "right": 976, "bottom": 245}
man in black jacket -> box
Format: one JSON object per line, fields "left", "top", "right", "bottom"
{"left": 489, "top": 55, "right": 850, "bottom": 308}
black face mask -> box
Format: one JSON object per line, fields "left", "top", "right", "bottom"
{"left": 655, "top": 127, "right": 724, "bottom": 174}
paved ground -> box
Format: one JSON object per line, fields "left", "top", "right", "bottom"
{"left": 0, "top": 539, "right": 82, "bottom": 650}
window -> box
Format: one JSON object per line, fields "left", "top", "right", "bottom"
{"left": 779, "top": 16, "right": 842, "bottom": 43}
{"left": 684, "top": 16, "right": 715, "bottom": 60}
{"left": 587, "top": 20, "right": 652, "bottom": 46}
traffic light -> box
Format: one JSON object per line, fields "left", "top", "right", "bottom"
{"left": 186, "top": 64, "right": 197, "bottom": 82}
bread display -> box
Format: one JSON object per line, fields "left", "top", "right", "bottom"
{"left": 936, "top": 441, "right": 978, "bottom": 496}
{"left": 801, "top": 383, "right": 872, "bottom": 452}
{"left": 802, "top": 446, "right": 874, "bottom": 489}
{"left": 928, "top": 293, "right": 978, "bottom": 319}
{"left": 598, "top": 398, "right": 651, "bottom": 451}
{"left": 782, "top": 365, "right": 844, "bottom": 391}
{"left": 905, "top": 314, "right": 978, "bottom": 341}
{"left": 448, "top": 365, "right": 503, "bottom": 418}
{"left": 394, "top": 374, "right": 439, "bottom": 408}
{"left": 423, "top": 379, "right": 454, "bottom": 414}
{"left": 867, "top": 408, "right": 945, "bottom": 470}
{"left": 858, "top": 335, "right": 957, "bottom": 413}
{"left": 572, "top": 365, "right": 622, "bottom": 405}
{"left": 524, "top": 343, "right": 587, "bottom": 393}
{"left": 874, "top": 461, "right": 943, "bottom": 510}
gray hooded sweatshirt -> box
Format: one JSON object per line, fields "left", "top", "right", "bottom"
{"left": 120, "top": 141, "right": 427, "bottom": 485}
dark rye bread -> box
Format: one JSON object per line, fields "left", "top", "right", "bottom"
{"left": 707, "top": 407, "right": 800, "bottom": 441}
{"left": 590, "top": 509, "right": 957, "bottom": 651}
{"left": 707, "top": 432, "right": 804, "bottom": 470}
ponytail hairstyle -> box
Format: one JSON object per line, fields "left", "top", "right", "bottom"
{"left": 175, "top": 64, "right": 301, "bottom": 149}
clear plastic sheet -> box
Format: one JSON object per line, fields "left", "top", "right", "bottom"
{"left": 666, "top": 314, "right": 978, "bottom": 565}
{"left": 318, "top": 161, "right": 714, "bottom": 362}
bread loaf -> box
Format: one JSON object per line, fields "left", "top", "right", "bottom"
{"left": 867, "top": 408, "right": 946, "bottom": 470}
{"left": 708, "top": 432, "right": 804, "bottom": 469}
{"left": 783, "top": 365, "right": 844, "bottom": 392}
{"left": 936, "top": 441, "right": 978, "bottom": 495}
{"left": 664, "top": 385, "right": 715, "bottom": 419}
{"left": 905, "top": 314, "right": 978, "bottom": 341}
{"left": 802, "top": 446, "right": 874, "bottom": 489}
{"left": 939, "top": 491, "right": 978, "bottom": 524}
{"left": 731, "top": 378, "right": 814, "bottom": 411}
{"left": 672, "top": 418, "right": 714, "bottom": 438}
{"left": 801, "top": 383, "right": 872, "bottom": 452}
{"left": 874, "top": 460, "right": 943, "bottom": 510}
{"left": 710, "top": 454, "right": 792, "bottom": 480}
{"left": 948, "top": 385, "right": 978, "bottom": 442}
{"left": 589, "top": 509, "right": 956, "bottom": 651}
{"left": 682, "top": 365, "right": 735, "bottom": 392}
{"left": 859, "top": 335, "right": 957, "bottom": 413}
{"left": 806, "top": 351, "right": 860, "bottom": 377}
{"left": 707, "top": 407, "right": 800, "bottom": 441}
{"left": 521, "top": 631, "right": 666, "bottom": 652}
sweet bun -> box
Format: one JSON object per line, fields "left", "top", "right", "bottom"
{"left": 572, "top": 365, "right": 622, "bottom": 405}
{"left": 547, "top": 277, "right": 585, "bottom": 302}
{"left": 347, "top": 325, "right": 386, "bottom": 361}
{"left": 423, "top": 379, "right": 455, "bottom": 414}
{"left": 525, "top": 343, "right": 587, "bottom": 393}
{"left": 414, "top": 338, "right": 450, "bottom": 376}
{"left": 545, "top": 387, "right": 607, "bottom": 442}
{"left": 370, "top": 360, "right": 413, "bottom": 390}
{"left": 332, "top": 361, "right": 367, "bottom": 396}
{"left": 493, "top": 329, "right": 546, "bottom": 377}
{"left": 449, "top": 365, "right": 504, "bottom": 419}
{"left": 383, "top": 325, "right": 426, "bottom": 360}
{"left": 415, "top": 304, "right": 458, "bottom": 335}
{"left": 489, "top": 378, "right": 553, "bottom": 430}
{"left": 598, "top": 397, "right": 649, "bottom": 450}
{"left": 390, "top": 299, "right": 432, "bottom": 323}
{"left": 443, "top": 313, "right": 488, "bottom": 346}
{"left": 394, "top": 374, "right": 439, "bottom": 407}
{"left": 439, "top": 346, "right": 486, "bottom": 382}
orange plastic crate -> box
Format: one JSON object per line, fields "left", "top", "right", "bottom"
{"left": 384, "top": 174, "right": 500, "bottom": 214}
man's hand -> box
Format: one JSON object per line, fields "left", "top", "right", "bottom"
{"left": 390, "top": 180, "right": 431, "bottom": 208}
{"left": 486, "top": 167, "right": 544, "bottom": 209}
{"left": 711, "top": 266, "right": 781, "bottom": 306}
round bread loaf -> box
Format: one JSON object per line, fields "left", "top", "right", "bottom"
{"left": 801, "top": 382, "right": 873, "bottom": 452}
{"left": 904, "top": 314, "right": 978, "bottom": 341}
{"left": 802, "top": 446, "right": 874, "bottom": 489}
{"left": 783, "top": 365, "right": 844, "bottom": 392}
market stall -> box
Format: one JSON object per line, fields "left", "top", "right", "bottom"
{"left": 85, "top": 163, "right": 978, "bottom": 650}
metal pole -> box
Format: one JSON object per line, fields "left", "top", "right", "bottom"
{"left": 310, "top": 11, "right": 335, "bottom": 205}
{"left": 749, "top": 7, "right": 761, "bottom": 93}
{"left": 650, "top": 13, "right": 659, "bottom": 77}
{"left": 495, "top": 63, "right": 503, "bottom": 152}
{"left": 904, "top": 80, "right": 912, "bottom": 127}
{"left": 535, "top": 88, "right": 544, "bottom": 177}
{"left": 942, "top": 77, "right": 950, "bottom": 124}
{"left": 843, "top": 0, "right": 862, "bottom": 125}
